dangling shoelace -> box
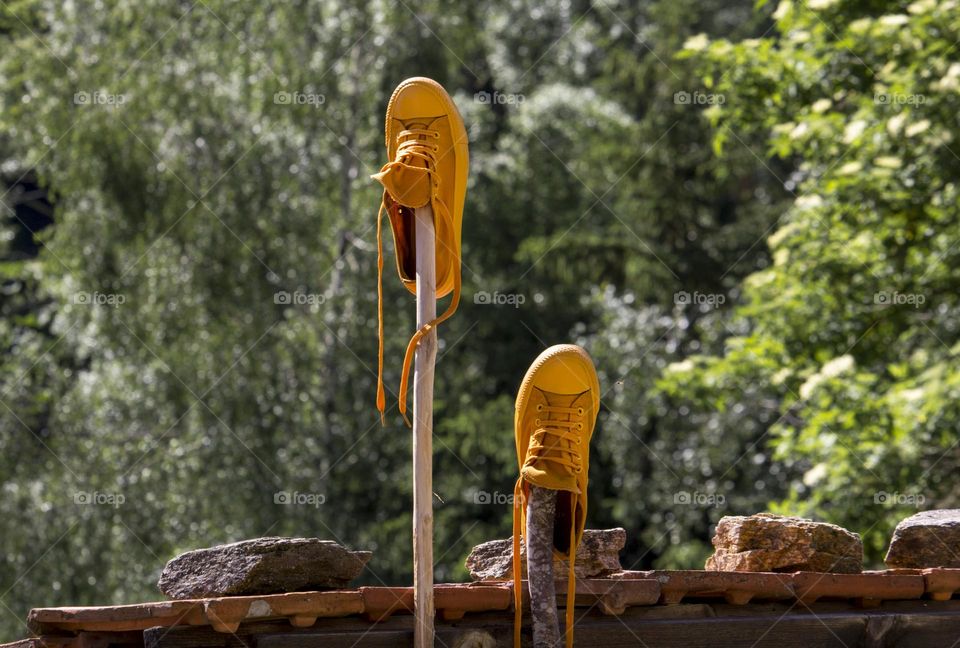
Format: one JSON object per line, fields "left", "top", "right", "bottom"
{"left": 512, "top": 404, "right": 585, "bottom": 648}
{"left": 375, "top": 128, "right": 461, "bottom": 427}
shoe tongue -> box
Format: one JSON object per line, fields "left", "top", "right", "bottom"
{"left": 371, "top": 121, "right": 432, "bottom": 208}
{"left": 538, "top": 392, "right": 581, "bottom": 471}
{"left": 545, "top": 392, "right": 579, "bottom": 408}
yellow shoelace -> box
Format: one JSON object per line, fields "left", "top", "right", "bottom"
{"left": 375, "top": 128, "right": 461, "bottom": 427}
{"left": 513, "top": 404, "right": 584, "bottom": 648}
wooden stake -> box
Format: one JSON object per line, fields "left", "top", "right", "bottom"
{"left": 413, "top": 204, "right": 437, "bottom": 648}
{"left": 527, "top": 484, "right": 560, "bottom": 647}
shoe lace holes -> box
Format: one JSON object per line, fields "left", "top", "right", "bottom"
{"left": 577, "top": 422, "right": 583, "bottom": 430}
{"left": 535, "top": 418, "right": 541, "bottom": 426}
{"left": 577, "top": 407, "right": 584, "bottom": 416}
{"left": 536, "top": 404, "right": 543, "bottom": 411}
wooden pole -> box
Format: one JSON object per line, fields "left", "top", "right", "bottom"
{"left": 527, "top": 485, "right": 560, "bottom": 647}
{"left": 413, "top": 204, "right": 437, "bottom": 648}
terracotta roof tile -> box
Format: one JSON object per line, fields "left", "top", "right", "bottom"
{"left": 201, "top": 591, "right": 364, "bottom": 633}
{"left": 790, "top": 571, "right": 925, "bottom": 605}
{"left": 358, "top": 586, "right": 412, "bottom": 622}
{"left": 483, "top": 576, "right": 661, "bottom": 615}
{"left": 360, "top": 584, "right": 511, "bottom": 622}
{"left": 28, "top": 591, "right": 364, "bottom": 635}
{"left": 922, "top": 568, "right": 960, "bottom": 601}
{"left": 16, "top": 569, "right": 959, "bottom": 642}
{"left": 435, "top": 583, "right": 511, "bottom": 619}
{"left": 28, "top": 601, "right": 200, "bottom": 634}
{"left": 623, "top": 570, "right": 794, "bottom": 605}
{"left": 563, "top": 578, "right": 661, "bottom": 615}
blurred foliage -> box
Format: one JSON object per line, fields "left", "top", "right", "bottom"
{"left": 662, "top": 0, "right": 960, "bottom": 562}
{"left": 3, "top": 0, "right": 914, "bottom": 640}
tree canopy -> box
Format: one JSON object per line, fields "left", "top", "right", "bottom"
{"left": 1, "top": 0, "right": 955, "bottom": 641}
{"left": 662, "top": 0, "right": 960, "bottom": 559}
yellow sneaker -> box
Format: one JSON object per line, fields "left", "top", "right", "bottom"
{"left": 371, "top": 77, "right": 469, "bottom": 426}
{"left": 512, "top": 344, "right": 600, "bottom": 648}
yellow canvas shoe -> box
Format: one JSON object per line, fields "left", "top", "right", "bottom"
{"left": 511, "top": 344, "right": 600, "bottom": 648}
{"left": 372, "top": 77, "right": 469, "bottom": 426}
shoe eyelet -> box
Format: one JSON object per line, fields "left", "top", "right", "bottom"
{"left": 536, "top": 404, "right": 543, "bottom": 412}
{"left": 577, "top": 423, "right": 583, "bottom": 430}
{"left": 577, "top": 407, "right": 584, "bottom": 416}
{"left": 535, "top": 419, "right": 541, "bottom": 426}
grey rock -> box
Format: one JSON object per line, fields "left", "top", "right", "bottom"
{"left": 465, "top": 528, "right": 625, "bottom": 581}
{"left": 706, "top": 513, "right": 862, "bottom": 573}
{"left": 158, "top": 537, "right": 371, "bottom": 599}
{"left": 885, "top": 509, "right": 960, "bottom": 568}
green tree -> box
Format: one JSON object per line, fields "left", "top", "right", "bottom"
{"left": 0, "top": 0, "right": 788, "bottom": 640}
{"left": 662, "top": 0, "right": 960, "bottom": 562}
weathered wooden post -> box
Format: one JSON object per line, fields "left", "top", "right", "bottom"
{"left": 526, "top": 485, "right": 561, "bottom": 647}
{"left": 372, "top": 76, "right": 468, "bottom": 648}
{"left": 413, "top": 203, "right": 437, "bottom": 648}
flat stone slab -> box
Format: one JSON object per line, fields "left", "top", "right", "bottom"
{"left": 158, "top": 537, "right": 372, "bottom": 599}
{"left": 465, "top": 528, "right": 625, "bottom": 581}
{"left": 885, "top": 509, "right": 960, "bottom": 569}
{"left": 706, "top": 513, "right": 862, "bottom": 574}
